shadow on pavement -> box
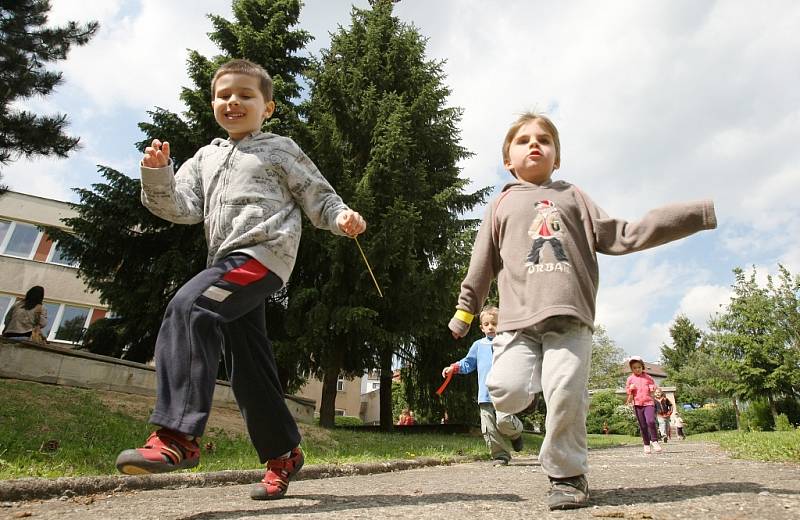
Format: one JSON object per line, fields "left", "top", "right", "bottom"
{"left": 592, "top": 481, "right": 800, "bottom": 506}
{"left": 178, "top": 492, "right": 525, "bottom": 519}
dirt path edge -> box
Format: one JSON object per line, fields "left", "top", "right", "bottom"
{"left": 0, "top": 455, "right": 481, "bottom": 502}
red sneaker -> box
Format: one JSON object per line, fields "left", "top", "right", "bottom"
{"left": 250, "top": 447, "right": 305, "bottom": 500}
{"left": 115, "top": 428, "right": 200, "bottom": 475}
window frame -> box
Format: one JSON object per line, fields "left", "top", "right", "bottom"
{"left": 0, "top": 220, "right": 43, "bottom": 260}
{"left": 45, "top": 239, "right": 80, "bottom": 267}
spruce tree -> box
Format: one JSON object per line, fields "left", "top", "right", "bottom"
{"left": 297, "top": 0, "right": 488, "bottom": 427}
{"left": 0, "top": 0, "right": 98, "bottom": 172}
{"left": 47, "top": 0, "right": 311, "bottom": 376}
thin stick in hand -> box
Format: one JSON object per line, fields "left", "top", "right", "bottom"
{"left": 354, "top": 236, "right": 383, "bottom": 298}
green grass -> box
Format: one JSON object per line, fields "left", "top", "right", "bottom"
{"left": 691, "top": 429, "right": 800, "bottom": 462}
{"left": 0, "top": 379, "right": 632, "bottom": 479}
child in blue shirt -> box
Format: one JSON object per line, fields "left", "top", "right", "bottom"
{"left": 442, "top": 306, "right": 524, "bottom": 465}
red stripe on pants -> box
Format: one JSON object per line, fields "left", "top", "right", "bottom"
{"left": 222, "top": 259, "right": 269, "bottom": 286}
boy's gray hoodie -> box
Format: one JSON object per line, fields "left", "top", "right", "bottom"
{"left": 450, "top": 179, "right": 717, "bottom": 336}
{"left": 140, "top": 131, "right": 349, "bottom": 284}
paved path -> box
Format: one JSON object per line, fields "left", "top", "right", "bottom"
{"left": 2, "top": 441, "right": 799, "bottom": 519}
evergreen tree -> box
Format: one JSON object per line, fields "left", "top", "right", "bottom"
{"left": 588, "top": 325, "right": 625, "bottom": 390}
{"left": 0, "top": 0, "right": 98, "bottom": 173}
{"left": 296, "top": 0, "right": 488, "bottom": 428}
{"left": 46, "top": 0, "right": 312, "bottom": 377}
{"left": 660, "top": 314, "right": 702, "bottom": 372}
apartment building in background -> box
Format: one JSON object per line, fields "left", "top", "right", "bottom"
{"left": 296, "top": 369, "right": 385, "bottom": 423}
{"left": 0, "top": 190, "right": 109, "bottom": 344}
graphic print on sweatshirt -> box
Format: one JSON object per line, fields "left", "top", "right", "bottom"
{"left": 526, "top": 199, "right": 570, "bottom": 274}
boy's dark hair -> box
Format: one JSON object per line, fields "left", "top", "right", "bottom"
{"left": 502, "top": 111, "right": 561, "bottom": 177}
{"left": 23, "top": 286, "right": 44, "bottom": 310}
{"left": 211, "top": 59, "right": 273, "bottom": 101}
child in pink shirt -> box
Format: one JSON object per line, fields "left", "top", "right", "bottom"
{"left": 625, "top": 356, "right": 662, "bottom": 454}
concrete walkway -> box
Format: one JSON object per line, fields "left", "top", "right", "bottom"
{"left": 2, "top": 441, "right": 799, "bottom": 519}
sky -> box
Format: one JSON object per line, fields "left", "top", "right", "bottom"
{"left": 5, "top": 0, "right": 800, "bottom": 362}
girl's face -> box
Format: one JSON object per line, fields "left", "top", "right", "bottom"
{"left": 504, "top": 119, "right": 559, "bottom": 184}
{"left": 631, "top": 361, "right": 644, "bottom": 375}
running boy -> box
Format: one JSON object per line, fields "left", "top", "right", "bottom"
{"left": 447, "top": 112, "right": 716, "bottom": 510}
{"left": 442, "top": 306, "right": 524, "bottom": 466}
{"left": 625, "top": 356, "right": 662, "bottom": 454}
{"left": 115, "top": 59, "right": 366, "bottom": 501}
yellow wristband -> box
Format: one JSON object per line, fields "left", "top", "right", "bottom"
{"left": 454, "top": 310, "right": 474, "bottom": 324}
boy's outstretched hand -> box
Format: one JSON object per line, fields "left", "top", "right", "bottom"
{"left": 337, "top": 210, "right": 366, "bottom": 237}
{"left": 142, "top": 139, "right": 170, "bottom": 168}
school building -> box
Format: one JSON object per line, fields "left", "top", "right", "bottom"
{"left": 296, "top": 369, "right": 390, "bottom": 423}
{"left": 0, "top": 190, "right": 109, "bottom": 344}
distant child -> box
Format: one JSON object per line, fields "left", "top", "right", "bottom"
{"left": 397, "top": 408, "right": 416, "bottom": 426}
{"left": 674, "top": 413, "right": 685, "bottom": 440}
{"left": 625, "top": 356, "right": 662, "bottom": 454}
{"left": 442, "top": 306, "right": 524, "bottom": 467}
{"left": 654, "top": 389, "right": 673, "bottom": 442}
{"left": 115, "top": 59, "right": 366, "bottom": 501}
{"left": 447, "top": 112, "right": 716, "bottom": 510}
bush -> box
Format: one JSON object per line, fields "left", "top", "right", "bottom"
{"left": 776, "top": 397, "right": 800, "bottom": 426}
{"left": 334, "top": 415, "right": 363, "bottom": 427}
{"left": 741, "top": 399, "right": 773, "bottom": 431}
{"left": 775, "top": 414, "right": 793, "bottom": 432}
{"left": 587, "top": 391, "right": 636, "bottom": 435}
{"left": 609, "top": 404, "right": 639, "bottom": 436}
{"left": 683, "top": 403, "right": 737, "bottom": 434}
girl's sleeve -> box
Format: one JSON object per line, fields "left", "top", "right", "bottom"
{"left": 578, "top": 189, "right": 716, "bottom": 255}
{"left": 38, "top": 306, "right": 48, "bottom": 328}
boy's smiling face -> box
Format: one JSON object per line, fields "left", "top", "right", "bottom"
{"left": 212, "top": 72, "right": 275, "bottom": 140}
{"left": 504, "top": 119, "right": 559, "bottom": 184}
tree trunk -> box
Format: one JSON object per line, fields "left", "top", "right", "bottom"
{"left": 379, "top": 350, "right": 394, "bottom": 432}
{"left": 767, "top": 393, "right": 778, "bottom": 423}
{"left": 732, "top": 396, "right": 741, "bottom": 430}
{"left": 319, "top": 350, "right": 344, "bottom": 428}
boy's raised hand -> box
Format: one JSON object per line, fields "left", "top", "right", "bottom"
{"left": 142, "top": 139, "right": 170, "bottom": 168}
{"left": 336, "top": 209, "right": 366, "bottom": 237}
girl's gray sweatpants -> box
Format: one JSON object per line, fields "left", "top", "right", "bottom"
{"left": 486, "top": 316, "right": 592, "bottom": 479}
{"left": 149, "top": 254, "right": 300, "bottom": 463}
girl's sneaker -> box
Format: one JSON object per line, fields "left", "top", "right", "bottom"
{"left": 250, "top": 447, "right": 305, "bottom": 500}
{"left": 651, "top": 441, "right": 663, "bottom": 453}
{"left": 115, "top": 428, "right": 200, "bottom": 474}
{"left": 643, "top": 444, "right": 652, "bottom": 454}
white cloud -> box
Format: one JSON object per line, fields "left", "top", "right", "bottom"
{"left": 51, "top": 0, "right": 231, "bottom": 115}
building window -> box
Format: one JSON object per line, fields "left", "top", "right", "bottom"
{"left": 0, "top": 220, "right": 41, "bottom": 259}
{"left": 0, "top": 294, "right": 15, "bottom": 328}
{"left": 334, "top": 409, "right": 345, "bottom": 416}
{"left": 47, "top": 241, "right": 79, "bottom": 267}
{"left": 372, "top": 382, "right": 380, "bottom": 390}
{"left": 336, "top": 376, "right": 345, "bottom": 392}
{"left": 39, "top": 302, "right": 91, "bottom": 344}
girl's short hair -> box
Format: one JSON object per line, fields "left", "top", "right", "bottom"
{"left": 480, "top": 306, "right": 499, "bottom": 322}
{"left": 502, "top": 112, "right": 561, "bottom": 177}
{"left": 211, "top": 59, "right": 273, "bottom": 101}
